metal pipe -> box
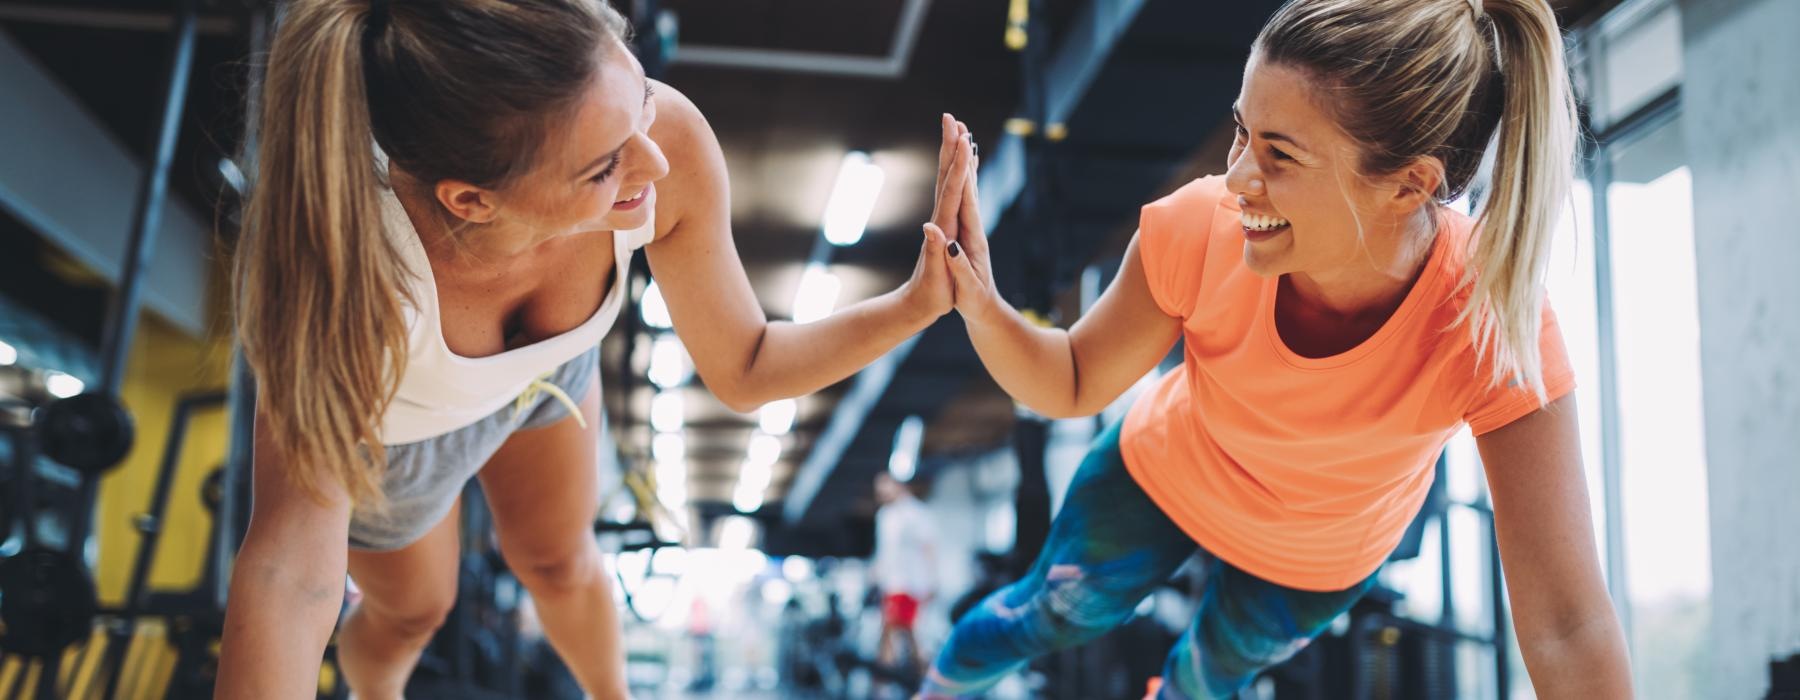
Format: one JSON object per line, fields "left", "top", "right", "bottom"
{"left": 96, "top": 0, "right": 199, "bottom": 396}
{"left": 0, "top": 3, "right": 235, "bottom": 35}
{"left": 670, "top": 0, "right": 931, "bottom": 79}
{"left": 218, "top": 3, "right": 272, "bottom": 610}
{"left": 1587, "top": 133, "right": 1634, "bottom": 642}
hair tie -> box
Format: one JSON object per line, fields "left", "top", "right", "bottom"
{"left": 366, "top": 0, "right": 391, "bottom": 37}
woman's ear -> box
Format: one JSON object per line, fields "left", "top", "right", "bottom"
{"left": 434, "top": 180, "right": 501, "bottom": 224}
{"left": 1389, "top": 155, "right": 1446, "bottom": 212}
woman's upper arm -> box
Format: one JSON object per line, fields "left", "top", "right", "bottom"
{"left": 638, "top": 82, "right": 765, "bottom": 400}
{"left": 1066, "top": 233, "right": 1183, "bottom": 414}
{"left": 1476, "top": 396, "right": 1613, "bottom": 633}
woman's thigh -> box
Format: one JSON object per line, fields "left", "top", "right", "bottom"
{"left": 475, "top": 376, "right": 603, "bottom": 576}
{"left": 345, "top": 497, "right": 463, "bottom": 630}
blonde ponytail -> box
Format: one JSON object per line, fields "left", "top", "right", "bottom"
{"left": 236, "top": 0, "right": 408, "bottom": 505}
{"left": 1458, "top": 0, "right": 1578, "bottom": 398}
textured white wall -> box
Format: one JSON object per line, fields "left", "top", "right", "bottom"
{"left": 1679, "top": 0, "right": 1800, "bottom": 695}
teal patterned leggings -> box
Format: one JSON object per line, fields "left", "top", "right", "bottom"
{"left": 920, "top": 420, "right": 1380, "bottom": 699}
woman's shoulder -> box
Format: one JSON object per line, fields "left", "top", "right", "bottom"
{"left": 1137, "top": 175, "right": 1237, "bottom": 259}
{"left": 646, "top": 80, "right": 726, "bottom": 244}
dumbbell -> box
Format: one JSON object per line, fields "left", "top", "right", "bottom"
{"left": 34, "top": 392, "right": 134, "bottom": 475}
{"left": 0, "top": 546, "right": 99, "bottom": 657}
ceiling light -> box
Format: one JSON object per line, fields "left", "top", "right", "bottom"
{"left": 759, "top": 399, "right": 797, "bottom": 436}
{"left": 821, "top": 151, "right": 885, "bottom": 246}
{"left": 651, "top": 391, "right": 684, "bottom": 432}
{"left": 717, "top": 515, "right": 758, "bottom": 550}
{"left": 641, "top": 280, "right": 673, "bottom": 329}
{"left": 648, "top": 335, "right": 693, "bottom": 388}
{"left": 653, "top": 432, "right": 686, "bottom": 463}
{"left": 45, "top": 371, "right": 84, "bottom": 399}
{"left": 733, "top": 487, "right": 766, "bottom": 514}
{"left": 888, "top": 414, "right": 924, "bottom": 481}
{"left": 792, "top": 263, "right": 841, "bottom": 324}
{"left": 735, "top": 455, "right": 773, "bottom": 514}
{"left": 746, "top": 433, "right": 782, "bottom": 468}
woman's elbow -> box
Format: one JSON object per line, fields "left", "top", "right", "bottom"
{"left": 1026, "top": 397, "right": 1096, "bottom": 421}
{"left": 703, "top": 377, "right": 766, "bottom": 414}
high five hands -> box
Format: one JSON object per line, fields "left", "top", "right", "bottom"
{"left": 905, "top": 113, "right": 1002, "bottom": 325}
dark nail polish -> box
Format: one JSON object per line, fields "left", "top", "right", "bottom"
{"left": 949, "top": 241, "right": 962, "bottom": 258}
{"left": 971, "top": 141, "right": 979, "bottom": 158}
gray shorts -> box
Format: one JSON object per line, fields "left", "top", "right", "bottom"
{"left": 348, "top": 347, "right": 599, "bottom": 551}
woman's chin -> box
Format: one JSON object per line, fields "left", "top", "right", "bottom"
{"left": 1241, "top": 242, "right": 1287, "bottom": 278}
{"left": 591, "top": 210, "right": 648, "bottom": 234}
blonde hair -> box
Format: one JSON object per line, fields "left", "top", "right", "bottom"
{"left": 1255, "top": 0, "right": 1578, "bottom": 398}
{"left": 234, "top": 0, "right": 627, "bottom": 505}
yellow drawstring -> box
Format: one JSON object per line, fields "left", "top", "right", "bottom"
{"left": 514, "top": 373, "right": 586, "bottom": 428}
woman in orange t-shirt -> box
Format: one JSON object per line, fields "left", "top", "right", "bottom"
{"left": 918, "top": 0, "right": 1631, "bottom": 698}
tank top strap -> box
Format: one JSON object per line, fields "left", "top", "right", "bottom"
{"left": 619, "top": 214, "right": 657, "bottom": 252}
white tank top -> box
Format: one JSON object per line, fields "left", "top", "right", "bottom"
{"left": 376, "top": 187, "right": 654, "bottom": 444}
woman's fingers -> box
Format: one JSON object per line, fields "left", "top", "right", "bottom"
{"left": 936, "top": 114, "right": 958, "bottom": 200}
{"left": 945, "top": 235, "right": 985, "bottom": 308}
{"left": 919, "top": 223, "right": 956, "bottom": 312}
{"left": 934, "top": 133, "right": 971, "bottom": 237}
{"left": 956, "top": 138, "right": 991, "bottom": 262}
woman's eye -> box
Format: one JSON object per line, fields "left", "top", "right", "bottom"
{"left": 590, "top": 153, "right": 623, "bottom": 184}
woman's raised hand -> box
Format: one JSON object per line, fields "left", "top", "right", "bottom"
{"left": 936, "top": 113, "right": 1002, "bottom": 325}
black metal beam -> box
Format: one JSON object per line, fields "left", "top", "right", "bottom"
{"left": 96, "top": 0, "right": 199, "bottom": 396}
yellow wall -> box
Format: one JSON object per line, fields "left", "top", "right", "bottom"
{"left": 93, "top": 313, "right": 232, "bottom": 604}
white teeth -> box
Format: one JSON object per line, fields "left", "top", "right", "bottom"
{"left": 1240, "top": 212, "right": 1290, "bottom": 231}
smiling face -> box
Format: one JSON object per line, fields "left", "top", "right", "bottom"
{"left": 457, "top": 38, "right": 671, "bottom": 246}
{"left": 1224, "top": 57, "right": 1421, "bottom": 280}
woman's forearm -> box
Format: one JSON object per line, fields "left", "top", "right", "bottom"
{"left": 730, "top": 286, "right": 938, "bottom": 408}
{"left": 960, "top": 298, "right": 1084, "bottom": 418}
{"left": 1518, "top": 613, "right": 1634, "bottom": 699}
{"left": 215, "top": 551, "right": 344, "bottom": 698}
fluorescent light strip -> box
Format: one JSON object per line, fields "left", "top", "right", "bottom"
{"left": 648, "top": 335, "right": 693, "bottom": 388}
{"left": 821, "top": 151, "right": 885, "bottom": 246}
{"left": 792, "top": 263, "right": 841, "bottom": 324}
{"left": 759, "top": 399, "right": 797, "bottom": 436}
{"left": 641, "top": 281, "right": 673, "bottom": 329}
{"left": 888, "top": 414, "right": 924, "bottom": 481}
{"left": 651, "top": 391, "right": 684, "bottom": 432}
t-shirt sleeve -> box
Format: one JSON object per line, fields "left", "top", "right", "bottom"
{"left": 1464, "top": 296, "right": 1579, "bottom": 435}
{"left": 1135, "top": 176, "right": 1225, "bottom": 320}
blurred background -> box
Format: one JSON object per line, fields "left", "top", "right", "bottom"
{"left": 0, "top": 0, "right": 1795, "bottom": 697}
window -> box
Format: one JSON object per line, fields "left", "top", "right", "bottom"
{"left": 1576, "top": 1, "right": 1712, "bottom": 697}
{"left": 1604, "top": 113, "right": 1712, "bottom": 700}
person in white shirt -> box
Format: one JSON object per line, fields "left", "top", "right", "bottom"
{"left": 872, "top": 472, "right": 938, "bottom": 677}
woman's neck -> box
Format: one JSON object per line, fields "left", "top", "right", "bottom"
{"left": 1286, "top": 207, "right": 1439, "bottom": 323}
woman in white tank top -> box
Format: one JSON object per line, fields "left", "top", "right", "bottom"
{"left": 218, "top": 1, "right": 979, "bottom": 697}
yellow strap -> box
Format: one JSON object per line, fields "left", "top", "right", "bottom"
{"left": 514, "top": 374, "right": 586, "bottom": 429}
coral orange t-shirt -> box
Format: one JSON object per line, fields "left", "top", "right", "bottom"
{"left": 1119, "top": 176, "right": 1575, "bottom": 592}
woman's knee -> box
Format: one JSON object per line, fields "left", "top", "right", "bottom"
{"left": 987, "top": 565, "right": 1141, "bottom": 646}
{"left": 359, "top": 591, "right": 456, "bottom": 642}
{"left": 505, "top": 538, "right": 602, "bottom": 595}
